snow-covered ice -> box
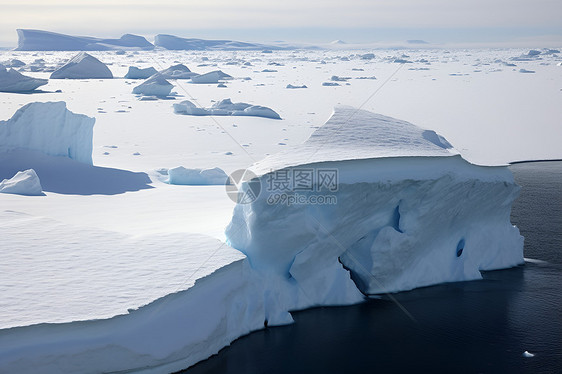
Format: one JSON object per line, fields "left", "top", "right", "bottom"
{"left": 167, "top": 166, "right": 228, "bottom": 185}
{"left": 50, "top": 52, "right": 113, "bottom": 79}
{"left": 0, "top": 66, "right": 47, "bottom": 92}
{"left": 0, "top": 101, "right": 95, "bottom": 164}
{"left": 0, "top": 169, "right": 43, "bottom": 196}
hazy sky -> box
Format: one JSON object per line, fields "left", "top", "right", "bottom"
{"left": 1, "top": 0, "right": 561, "bottom": 46}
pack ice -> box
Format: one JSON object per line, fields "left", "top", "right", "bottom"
{"left": 50, "top": 52, "right": 113, "bottom": 79}
{"left": 0, "top": 102, "right": 95, "bottom": 164}
{"left": 0, "top": 107, "right": 523, "bottom": 374}
{"left": 0, "top": 65, "right": 48, "bottom": 92}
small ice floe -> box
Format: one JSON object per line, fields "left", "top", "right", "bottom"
{"left": 522, "top": 351, "right": 535, "bottom": 358}
{"left": 519, "top": 69, "right": 535, "bottom": 73}
{"left": 286, "top": 84, "right": 307, "bottom": 89}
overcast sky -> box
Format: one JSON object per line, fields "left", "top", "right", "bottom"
{"left": 1, "top": 0, "right": 561, "bottom": 46}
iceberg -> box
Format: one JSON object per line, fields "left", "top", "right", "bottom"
{"left": 227, "top": 107, "right": 524, "bottom": 295}
{"left": 0, "top": 107, "right": 524, "bottom": 373}
{"left": 15, "top": 29, "right": 154, "bottom": 51}
{"left": 132, "top": 73, "right": 173, "bottom": 97}
{"left": 50, "top": 52, "right": 113, "bottom": 79}
{"left": 124, "top": 66, "right": 158, "bottom": 79}
{"left": 173, "top": 98, "right": 281, "bottom": 119}
{"left": 0, "top": 102, "right": 95, "bottom": 164}
{"left": 0, "top": 169, "right": 43, "bottom": 196}
{"left": 159, "top": 64, "right": 198, "bottom": 79}
{"left": 191, "top": 70, "right": 232, "bottom": 84}
{"left": 167, "top": 166, "right": 228, "bottom": 185}
{"left": 0, "top": 66, "right": 48, "bottom": 92}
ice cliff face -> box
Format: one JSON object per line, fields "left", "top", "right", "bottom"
{"left": 0, "top": 102, "right": 95, "bottom": 164}
{"left": 226, "top": 107, "right": 524, "bottom": 296}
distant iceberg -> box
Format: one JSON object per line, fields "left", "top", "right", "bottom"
{"left": 124, "top": 66, "right": 158, "bottom": 79}
{"left": 154, "top": 34, "right": 288, "bottom": 51}
{"left": 50, "top": 52, "right": 113, "bottom": 79}
{"left": 15, "top": 29, "right": 154, "bottom": 51}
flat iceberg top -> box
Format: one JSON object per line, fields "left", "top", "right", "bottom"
{"left": 251, "top": 106, "right": 458, "bottom": 175}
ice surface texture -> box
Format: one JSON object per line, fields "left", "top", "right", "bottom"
{"left": 0, "top": 101, "right": 95, "bottom": 164}
{"left": 50, "top": 52, "right": 113, "bottom": 79}
{"left": 0, "top": 66, "right": 47, "bottom": 92}
{"left": 16, "top": 29, "right": 154, "bottom": 51}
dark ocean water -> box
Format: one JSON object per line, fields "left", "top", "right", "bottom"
{"left": 184, "top": 162, "right": 562, "bottom": 374}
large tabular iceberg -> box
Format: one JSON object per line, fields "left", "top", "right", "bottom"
{"left": 0, "top": 66, "right": 48, "bottom": 92}
{"left": 0, "top": 101, "right": 95, "bottom": 164}
{"left": 16, "top": 29, "right": 154, "bottom": 51}
{"left": 0, "top": 107, "right": 523, "bottom": 373}
{"left": 50, "top": 52, "right": 113, "bottom": 79}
